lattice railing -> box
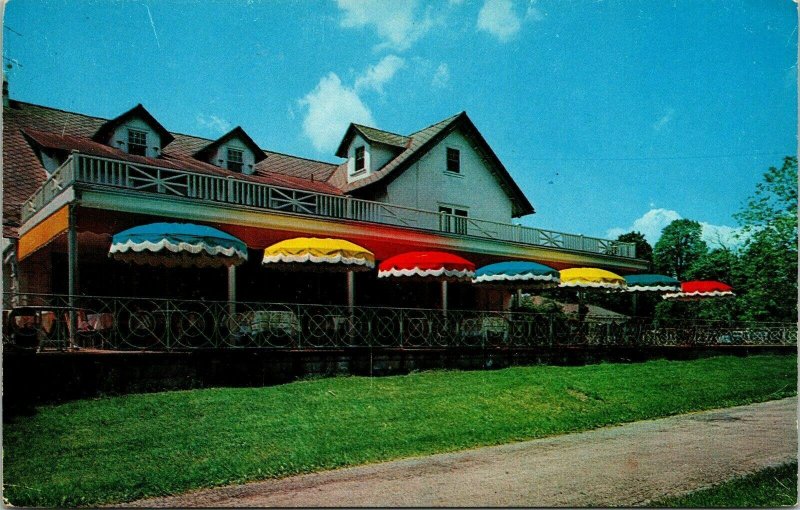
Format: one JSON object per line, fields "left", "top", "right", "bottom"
{"left": 20, "top": 153, "right": 637, "bottom": 259}
{"left": 4, "top": 293, "right": 795, "bottom": 352}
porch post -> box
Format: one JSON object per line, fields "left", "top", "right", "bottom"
{"left": 346, "top": 271, "right": 355, "bottom": 310}
{"left": 67, "top": 204, "right": 78, "bottom": 349}
{"left": 227, "top": 265, "right": 237, "bottom": 315}
{"left": 441, "top": 280, "right": 448, "bottom": 315}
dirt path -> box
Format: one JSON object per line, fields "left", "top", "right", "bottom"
{"left": 127, "top": 397, "right": 797, "bottom": 507}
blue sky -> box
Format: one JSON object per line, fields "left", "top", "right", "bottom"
{"left": 4, "top": 0, "right": 797, "bottom": 247}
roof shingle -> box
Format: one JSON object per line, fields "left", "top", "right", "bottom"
{"left": 3, "top": 101, "right": 342, "bottom": 238}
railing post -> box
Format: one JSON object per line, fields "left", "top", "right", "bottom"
{"left": 70, "top": 150, "right": 80, "bottom": 181}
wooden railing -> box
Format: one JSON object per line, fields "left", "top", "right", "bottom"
{"left": 21, "top": 153, "right": 638, "bottom": 259}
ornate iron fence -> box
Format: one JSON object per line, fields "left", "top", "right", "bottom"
{"left": 3, "top": 293, "right": 795, "bottom": 351}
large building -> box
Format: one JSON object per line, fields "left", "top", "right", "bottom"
{"left": 2, "top": 80, "right": 646, "bottom": 310}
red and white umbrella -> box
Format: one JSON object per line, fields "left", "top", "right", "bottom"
{"left": 378, "top": 251, "right": 475, "bottom": 312}
{"left": 663, "top": 280, "right": 735, "bottom": 301}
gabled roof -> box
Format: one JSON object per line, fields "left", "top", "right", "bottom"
{"left": 334, "top": 123, "right": 410, "bottom": 158}
{"left": 194, "top": 126, "right": 267, "bottom": 164}
{"left": 92, "top": 103, "right": 175, "bottom": 148}
{"left": 3, "top": 100, "right": 341, "bottom": 238}
{"left": 328, "top": 112, "right": 535, "bottom": 217}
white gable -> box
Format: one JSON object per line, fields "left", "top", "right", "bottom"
{"left": 380, "top": 129, "right": 514, "bottom": 224}
{"left": 110, "top": 116, "right": 162, "bottom": 158}
{"left": 346, "top": 133, "right": 403, "bottom": 184}
{"left": 208, "top": 137, "right": 257, "bottom": 175}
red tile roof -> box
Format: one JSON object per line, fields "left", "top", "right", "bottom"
{"left": 3, "top": 101, "right": 341, "bottom": 238}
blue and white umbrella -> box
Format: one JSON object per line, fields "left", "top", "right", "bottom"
{"left": 624, "top": 274, "right": 681, "bottom": 293}
{"left": 473, "top": 261, "right": 560, "bottom": 288}
{"left": 109, "top": 222, "right": 248, "bottom": 268}
{"left": 473, "top": 260, "right": 560, "bottom": 308}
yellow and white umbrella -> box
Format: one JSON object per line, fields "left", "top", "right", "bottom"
{"left": 559, "top": 267, "right": 627, "bottom": 341}
{"left": 559, "top": 267, "right": 628, "bottom": 290}
{"left": 262, "top": 237, "right": 375, "bottom": 307}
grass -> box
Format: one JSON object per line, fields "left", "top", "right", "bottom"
{"left": 3, "top": 354, "right": 796, "bottom": 507}
{"left": 650, "top": 462, "right": 798, "bottom": 507}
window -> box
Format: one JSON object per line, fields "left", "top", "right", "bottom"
{"left": 354, "top": 146, "right": 365, "bottom": 172}
{"left": 446, "top": 147, "right": 460, "bottom": 173}
{"left": 127, "top": 129, "right": 148, "bottom": 156}
{"left": 439, "top": 206, "right": 468, "bottom": 235}
{"left": 227, "top": 148, "right": 244, "bottom": 172}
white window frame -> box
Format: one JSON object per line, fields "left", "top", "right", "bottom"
{"left": 353, "top": 145, "right": 366, "bottom": 174}
{"left": 445, "top": 147, "right": 461, "bottom": 174}
{"left": 127, "top": 128, "right": 148, "bottom": 156}
{"left": 226, "top": 147, "right": 244, "bottom": 172}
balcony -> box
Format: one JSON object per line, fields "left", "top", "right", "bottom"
{"left": 21, "top": 152, "right": 638, "bottom": 259}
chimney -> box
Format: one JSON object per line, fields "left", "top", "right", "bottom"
{"left": 3, "top": 72, "right": 8, "bottom": 107}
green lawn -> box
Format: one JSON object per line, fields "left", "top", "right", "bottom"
{"left": 3, "top": 355, "right": 796, "bottom": 507}
{"left": 650, "top": 462, "right": 798, "bottom": 507}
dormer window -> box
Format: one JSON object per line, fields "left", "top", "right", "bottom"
{"left": 127, "top": 129, "right": 148, "bottom": 156}
{"left": 354, "top": 146, "right": 365, "bottom": 172}
{"left": 227, "top": 148, "right": 244, "bottom": 172}
{"left": 446, "top": 147, "right": 460, "bottom": 173}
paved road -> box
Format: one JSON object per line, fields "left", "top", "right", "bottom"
{"left": 128, "top": 397, "right": 798, "bottom": 507}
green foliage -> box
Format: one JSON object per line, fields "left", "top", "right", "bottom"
{"left": 651, "top": 462, "right": 797, "bottom": 508}
{"left": 3, "top": 355, "right": 796, "bottom": 507}
{"left": 685, "top": 248, "right": 739, "bottom": 283}
{"left": 654, "top": 219, "right": 708, "bottom": 280}
{"left": 616, "top": 231, "right": 653, "bottom": 266}
{"left": 732, "top": 157, "right": 798, "bottom": 323}
{"left": 517, "top": 296, "right": 567, "bottom": 318}
{"left": 650, "top": 158, "right": 797, "bottom": 323}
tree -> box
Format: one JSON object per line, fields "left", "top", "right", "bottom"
{"left": 653, "top": 219, "right": 708, "bottom": 280}
{"left": 732, "top": 157, "right": 797, "bottom": 322}
{"left": 685, "top": 248, "right": 740, "bottom": 283}
{"left": 616, "top": 231, "right": 653, "bottom": 267}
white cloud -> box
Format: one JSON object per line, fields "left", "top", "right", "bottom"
{"left": 299, "top": 72, "right": 375, "bottom": 153}
{"left": 431, "top": 63, "right": 450, "bottom": 88}
{"left": 195, "top": 114, "right": 232, "bottom": 135}
{"left": 336, "top": 0, "right": 435, "bottom": 51}
{"left": 525, "top": 0, "right": 545, "bottom": 21}
{"left": 354, "top": 55, "right": 406, "bottom": 93}
{"left": 652, "top": 107, "right": 675, "bottom": 131}
{"left": 699, "top": 222, "right": 742, "bottom": 249}
{"left": 477, "top": 0, "right": 522, "bottom": 42}
{"left": 606, "top": 208, "right": 743, "bottom": 248}
{"left": 477, "top": 0, "right": 542, "bottom": 42}
{"left": 606, "top": 208, "right": 681, "bottom": 245}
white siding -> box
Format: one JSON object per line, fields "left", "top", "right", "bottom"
{"left": 370, "top": 144, "right": 396, "bottom": 172}
{"left": 210, "top": 138, "right": 256, "bottom": 174}
{"left": 381, "top": 130, "right": 513, "bottom": 224}
{"left": 110, "top": 117, "right": 162, "bottom": 158}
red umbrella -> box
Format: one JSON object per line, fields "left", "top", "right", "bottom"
{"left": 378, "top": 251, "right": 475, "bottom": 312}
{"left": 663, "top": 280, "right": 735, "bottom": 301}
